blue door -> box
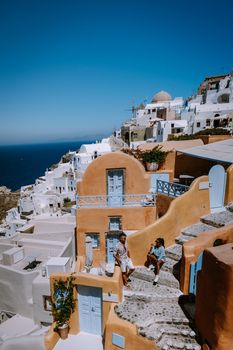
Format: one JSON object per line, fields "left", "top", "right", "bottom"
{"left": 107, "top": 170, "right": 124, "bottom": 207}
{"left": 189, "top": 253, "right": 203, "bottom": 295}
{"left": 106, "top": 234, "right": 119, "bottom": 263}
{"left": 209, "top": 165, "right": 226, "bottom": 210}
{"left": 78, "top": 286, "right": 102, "bottom": 335}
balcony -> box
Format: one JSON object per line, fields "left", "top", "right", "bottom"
{"left": 156, "top": 180, "right": 189, "bottom": 198}
{"left": 77, "top": 193, "right": 156, "bottom": 209}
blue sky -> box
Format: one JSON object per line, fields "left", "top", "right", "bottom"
{"left": 0, "top": 0, "right": 232, "bottom": 145}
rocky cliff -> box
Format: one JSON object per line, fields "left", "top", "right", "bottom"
{"left": 0, "top": 186, "right": 20, "bottom": 223}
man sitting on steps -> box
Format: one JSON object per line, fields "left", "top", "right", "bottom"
{"left": 113, "top": 232, "right": 135, "bottom": 286}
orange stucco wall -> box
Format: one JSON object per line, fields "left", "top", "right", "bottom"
{"left": 127, "top": 176, "right": 210, "bottom": 266}
{"left": 195, "top": 244, "right": 233, "bottom": 350}
{"left": 77, "top": 206, "right": 157, "bottom": 266}
{"left": 225, "top": 164, "right": 233, "bottom": 205}
{"left": 155, "top": 151, "right": 175, "bottom": 179}
{"left": 180, "top": 224, "right": 233, "bottom": 294}
{"left": 76, "top": 151, "right": 157, "bottom": 265}
{"left": 104, "top": 305, "right": 157, "bottom": 350}
{"left": 77, "top": 151, "right": 150, "bottom": 196}
{"left": 45, "top": 267, "right": 123, "bottom": 350}
{"left": 199, "top": 135, "right": 233, "bottom": 145}
{"left": 156, "top": 193, "right": 174, "bottom": 218}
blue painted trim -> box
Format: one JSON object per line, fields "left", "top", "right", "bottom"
{"left": 112, "top": 333, "right": 125, "bottom": 348}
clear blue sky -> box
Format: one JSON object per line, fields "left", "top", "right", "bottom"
{"left": 0, "top": 0, "right": 232, "bottom": 145}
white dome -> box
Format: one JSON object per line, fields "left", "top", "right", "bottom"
{"left": 151, "top": 90, "right": 172, "bottom": 103}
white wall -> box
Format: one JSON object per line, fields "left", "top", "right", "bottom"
{"left": 0, "top": 266, "right": 38, "bottom": 318}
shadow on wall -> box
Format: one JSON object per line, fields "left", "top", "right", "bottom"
{"left": 128, "top": 176, "right": 210, "bottom": 266}
{"left": 225, "top": 164, "right": 233, "bottom": 205}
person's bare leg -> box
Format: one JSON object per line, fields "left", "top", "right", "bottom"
{"left": 122, "top": 272, "right": 128, "bottom": 285}
{"left": 146, "top": 254, "right": 152, "bottom": 267}
{"left": 153, "top": 260, "right": 164, "bottom": 285}
{"left": 127, "top": 268, "right": 135, "bottom": 280}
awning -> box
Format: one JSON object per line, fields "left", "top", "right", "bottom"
{"left": 177, "top": 138, "right": 233, "bottom": 164}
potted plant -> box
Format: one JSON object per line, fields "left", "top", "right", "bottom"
{"left": 140, "top": 145, "right": 169, "bottom": 171}
{"left": 52, "top": 274, "right": 76, "bottom": 339}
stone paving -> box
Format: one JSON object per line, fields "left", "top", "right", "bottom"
{"left": 201, "top": 210, "right": 233, "bottom": 227}
{"left": 115, "top": 206, "right": 233, "bottom": 349}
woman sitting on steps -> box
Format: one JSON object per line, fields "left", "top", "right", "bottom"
{"left": 146, "top": 237, "right": 166, "bottom": 285}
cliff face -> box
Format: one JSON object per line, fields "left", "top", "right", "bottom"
{"left": 0, "top": 187, "right": 20, "bottom": 223}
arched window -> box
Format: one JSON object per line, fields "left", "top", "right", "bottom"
{"left": 217, "top": 94, "right": 230, "bottom": 103}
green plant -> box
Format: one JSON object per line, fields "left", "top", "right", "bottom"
{"left": 140, "top": 145, "right": 169, "bottom": 165}
{"left": 195, "top": 128, "right": 230, "bottom": 136}
{"left": 52, "top": 274, "right": 76, "bottom": 331}
{"left": 63, "top": 197, "right": 71, "bottom": 204}
{"left": 168, "top": 134, "right": 197, "bottom": 141}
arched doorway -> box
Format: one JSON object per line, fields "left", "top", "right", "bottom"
{"left": 213, "top": 114, "right": 220, "bottom": 128}
{"left": 208, "top": 165, "right": 226, "bottom": 211}
{"left": 124, "top": 132, "right": 129, "bottom": 145}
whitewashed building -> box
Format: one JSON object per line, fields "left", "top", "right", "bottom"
{"left": 181, "top": 73, "right": 233, "bottom": 134}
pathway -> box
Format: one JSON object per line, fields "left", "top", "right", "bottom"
{"left": 115, "top": 206, "right": 233, "bottom": 350}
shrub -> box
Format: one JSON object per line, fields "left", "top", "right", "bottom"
{"left": 195, "top": 128, "right": 230, "bottom": 136}
{"left": 140, "top": 145, "right": 169, "bottom": 164}
{"left": 52, "top": 274, "right": 76, "bottom": 331}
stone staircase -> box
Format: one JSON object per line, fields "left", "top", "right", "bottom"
{"left": 115, "top": 206, "right": 233, "bottom": 350}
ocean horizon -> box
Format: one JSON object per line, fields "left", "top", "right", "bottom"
{"left": 0, "top": 140, "right": 94, "bottom": 191}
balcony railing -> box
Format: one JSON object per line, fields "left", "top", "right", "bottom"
{"left": 77, "top": 193, "right": 156, "bottom": 209}
{"left": 156, "top": 179, "right": 189, "bottom": 198}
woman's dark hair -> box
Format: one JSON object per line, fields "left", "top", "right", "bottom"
{"left": 156, "top": 237, "right": 165, "bottom": 247}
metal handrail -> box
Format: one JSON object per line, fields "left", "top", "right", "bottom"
{"left": 156, "top": 179, "right": 189, "bottom": 198}
{"left": 77, "top": 193, "right": 156, "bottom": 208}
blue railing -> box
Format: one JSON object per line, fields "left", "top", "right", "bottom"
{"left": 77, "top": 193, "right": 156, "bottom": 209}
{"left": 156, "top": 180, "right": 189, "bottom": 198}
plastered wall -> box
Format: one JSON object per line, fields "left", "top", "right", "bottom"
{"left": 180, "top": 224, "right": 233, "bottom": 294}
{"left": 45, "top": 267, "right": 123, "bottom": 350}
{"left": 127, "top": 176, "right": 210, "bottom": 266}
{"left": 104, "top": 305, "right": 158, "bottom": 350}
{"left": 195, "top": 244, "right": 233, "bottom": 350}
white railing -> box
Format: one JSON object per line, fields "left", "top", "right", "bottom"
{"left": 77, "top": 193, "right": 156, "bottom": 208}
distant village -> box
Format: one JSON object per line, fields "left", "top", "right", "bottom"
{"left": 0, "top": 72, "right": 233, "bottom": 350}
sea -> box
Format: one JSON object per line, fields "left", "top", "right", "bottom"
{"left": 0, "top": 141, "right": 93, "bottom": 191}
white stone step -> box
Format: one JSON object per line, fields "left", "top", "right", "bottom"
{"left": 166, "top": 244, "right": 183, "bottom": 261}
{"left": 201, "top": 210, "right": 233, "bottom": 228}
{"left": 181, "top": 222, "right": 214, "bottom": 237}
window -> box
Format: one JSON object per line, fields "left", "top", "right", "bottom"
{"left": 109, "top": 217, "right": 122, "bottom": 231}
{"left": 86, "top": 233, "right": 100, "bottom": 249}
{"left": 43, "top": 296, "right": 52, "bottom": 311}
{"left": 152, "top": 109, "right": 156, "bottom": 112}
{"left": 196, "top": 122, "right": 201, "bottom": 127}
{"left": 206, "top": 119, "right": 210, "bottom": 126}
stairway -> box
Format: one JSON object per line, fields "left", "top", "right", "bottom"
{"left": 115, "top": 205, "right": 233, "bottom": 350}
